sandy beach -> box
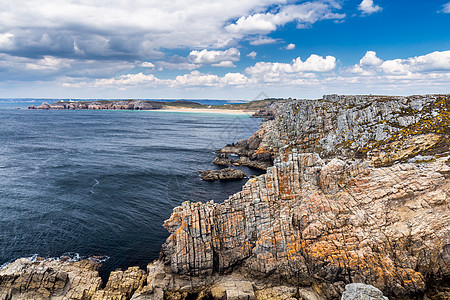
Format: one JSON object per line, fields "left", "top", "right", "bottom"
{"left": 158, "top": 106, "right": 256, "bottom": 115}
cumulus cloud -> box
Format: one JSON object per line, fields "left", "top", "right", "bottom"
{"left": 226, "top": 2, "right": 345, "bottom": 35}
{"left": 245, "top": 54, "right": 336, "bottom": 83}
{"left": 294, "top": 55, "right": 336, "bottom": 72}
{"left": 353, "top": 50, "right": 450, "bottom": 75}
{"left": 220, "top": 72, "right": 249, "bottom": 86}
{"left": 188, "top": 48, "right": 240, "bottom": 65}
{"left": 359, "top": 51, "right": 383, "bottom": 66}
{"left": 358, "top": 0, "right": 382, "bottom": 15}
{"left": 286, "top": 43, "right": 295, "bottom": 50}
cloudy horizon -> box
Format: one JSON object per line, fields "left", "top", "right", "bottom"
{"left": 0, "top": 0, "right": 449, "bottom": 100}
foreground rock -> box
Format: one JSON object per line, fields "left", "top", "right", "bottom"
{"left": 199, "top": 167, "right": 246, "bottom": 181}
{"left": 341, "top": 283, "right": 388, "bottom": 300}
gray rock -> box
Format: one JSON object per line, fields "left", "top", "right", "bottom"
{"left": 341, "top": 283, "right": 388, "bottom": 300}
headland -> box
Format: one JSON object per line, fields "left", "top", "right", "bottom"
{"left": 2, "top": 93, "right": 449, "bottom": 300}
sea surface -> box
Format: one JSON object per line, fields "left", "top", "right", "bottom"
{"left": 0, "top": 105, "right": 262, "bottom": 277}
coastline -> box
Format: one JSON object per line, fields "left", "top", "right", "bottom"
{"left": 1, "top": 94, "right": 449, "bottom": 300}
{"left": 158, "top": 106, "right": 256, "bottom": 115}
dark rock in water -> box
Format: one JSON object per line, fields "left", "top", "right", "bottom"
{"left": 213, "top": 153, "right": 232, "bottom": 166}
{"left": 341, "top": 283, "right": 388, "bottom": 300}
{"left": 200, "top": 167, "right": 246, "bottom": 181}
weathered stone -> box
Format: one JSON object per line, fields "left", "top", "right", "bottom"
{"left": 200, "top": 167, "right": 246, "bottom": 181}
{"left": 213, "top": 154, "right": 232, "bottom": 166}
{"left": 163, "top": 93, "right": 450, "bottom": 299}
{"left": 341, "top": 283, "right": 388, "bottom": 300}
{"left": 0, "top": 258, "right": 102, "bottom": 300}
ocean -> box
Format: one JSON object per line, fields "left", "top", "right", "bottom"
{"left": 0, "top": 103, "right": 262, "bottom": 277}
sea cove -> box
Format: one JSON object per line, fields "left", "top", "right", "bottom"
{"left": 0, "top": 108, "right": 262, "bottom": 276}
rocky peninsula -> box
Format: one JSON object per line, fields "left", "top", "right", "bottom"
{"left": 2, "top": 94, "right": 449, "bottom": 300}
{"left": 26, "top": 99, "right": 277, "bottom": 115}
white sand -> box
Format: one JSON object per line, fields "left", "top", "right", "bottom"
{"left": 158, "top": 106, "right": 256, "bottom": 115}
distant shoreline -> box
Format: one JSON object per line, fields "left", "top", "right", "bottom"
{"left": 158, "top": 106, "right": 256, "bottom": 115}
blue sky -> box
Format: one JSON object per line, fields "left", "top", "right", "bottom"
{"left": 0, "top": 0, "right": 449, "bottom": 100}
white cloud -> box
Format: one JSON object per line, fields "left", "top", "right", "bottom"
{"left": 155, "top": 61, "right": 199, "bottom": 71}
{"left": 63, "top": 72, "right": 159, "bottom": 88}
{"left": 245, "top": 54, "right": 336, "bottom": 83}
{"left": 407, "top": 50, "right": 450, "bottom": 72}
{"left": 25, "top": 56, "right": 72, "bottom": 71}
{"left": 247, "top": 51, "right": 257, "bottom": 59}
{"left": 380, "top": 59, "right": 410, "bottom": 75}
{"left": 140, "top": 62, "right": 155, "bottom": 68}
{"left": 0, "top": 33, "right": 14, "bottom": 49}
{"left": 351, "top": 50, "right": 450, "bottom": 76}
{"left": 58, "top": 50, "right": 450, "bottom": 97}
{"left": 358, "top": 0, "right": 382, "bottom": 15}
{"left": 286, "top": 43, "right": 295, "bottom": 50}
{"left": 188, "top": 48, "right": 240, "bottom": 64}
{"left": 226, "top": 2, "right": 345, "bottom": 35}
{"left": 249, "top": 37, "right": 278, "bottom": 45}
{"left": 211, "top": 61, "right": 236, "bottom": 67}
{"left": 359, "top": 51, "right": 383, "bottom": 66}
{"left": 440, "top": 2, "right": 450, "bottom": 13}
{"left": 174, "top": 71, "right": 220, "bottom": 87}
{"left": 0, "top": 0, "right": 290, "bottom": 57}
{"left": 293, "top": 55, "right": 336, "bottom": 72}
{"left": 220, "top": 72, "right": 249, "bottom": 86}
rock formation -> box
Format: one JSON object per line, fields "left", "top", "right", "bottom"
{"left": 199, "top": 167, "right": 246, "bottom": 181}
{"left": 341, "top": 283, "right": 388, "bottom": 300}
{"left": 163, "top": 94, "right": 450, "bottom": 299}
{"left": 3, "top": 94, "right": 449, "bottom": 300}
{"left": 213, "top": 154, "right": 232, "bottom": 166}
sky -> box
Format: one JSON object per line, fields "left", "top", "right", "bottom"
{"left": 0, "top": 0, "right": 449, "bottom": 100}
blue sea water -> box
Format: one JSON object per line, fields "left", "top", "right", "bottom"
{"left": 0, "top": 106, "right": 262, "bottom": 277}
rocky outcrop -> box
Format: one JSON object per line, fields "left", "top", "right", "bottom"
{"left": 213, "top": 154, "right": 232, "bottom": 166}
{"left": 199, "top": 168, "right": 246, "bottom": 181}
{"left": 163, "top": 94, "right": 450, "bottom": 299}
{"left": 0, "top": 257, "right": 102, "bottom": 300}
{"left": 164, "top": 149, "right": 449, "bottom": 298}
{"left": 0, "top": 257, "right": 149, "bottom": 300}
{"left": 218, "top": 121, "right": 275, "bottom": 171}
{"left": 4, "top": 94, "right": 449, "bottom": 300}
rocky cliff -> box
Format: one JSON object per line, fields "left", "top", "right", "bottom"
{"left": 162, "top": 94, "right": 449, "bottom": 299}
{"left": 1, "top": 94, "right": 449, "bottom": 300}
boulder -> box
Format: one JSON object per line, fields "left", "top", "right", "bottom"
{"left": 341, "top": 283, "right": 388, "bottom": 300}
{"left": 199, "top": 168, "right": 246, "bottom": 181}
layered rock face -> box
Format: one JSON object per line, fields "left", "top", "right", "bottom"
{"left": 0, "top": 258, "right": 147, "bottom": 300}
{"left": 163, "top": 94, "right": 450, "bottom": 299}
